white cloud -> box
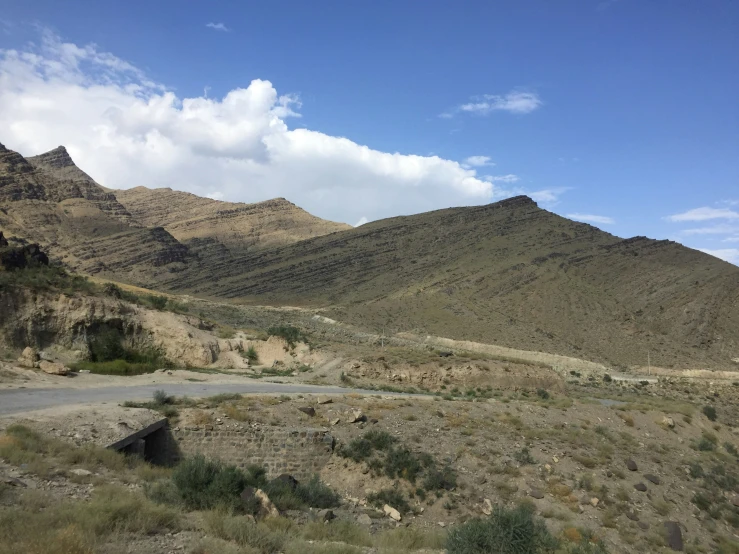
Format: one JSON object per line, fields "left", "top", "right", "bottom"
{"left": 354, "top": 216, "right": 368, "bottom": 227}
{"left": 0, "top": 32, "right": 527, "bottom": 224}
{"left": 483, "top": 174, "right": 520, "bottom": 183}
{"left": 206, "top": 191, "right": 224, "bottom": 200}
{"left": 442, "top": 91, "right": 541, "bottom": 118}
{"left": 698, "top": 248, "right": 739, "bottom": 265}
{"left": 206, "top": 22, "right": 230, "bottom": 32}
{"left": 463, "top": 155, "right": 494, "bottom": 167}
{"left": 724, "top": 236, "right": 739, "bottom": 242}
{"left": 566, "top": 213, "right": 615, "bottom": 225}
{"left": 681, "top": 224, "right": 739, "bottom": 236}
{"left": 525, "top": 188, "right": 570, "bottom": 207}
{"left": 666, "top": 207, "right": 739, "bottom": 222}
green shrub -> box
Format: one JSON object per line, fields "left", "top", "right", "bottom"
{"left": 295, "top": 475, "right": 340, "bottom": 508}
{"left": 703, "top": 405, "right": 718, "bottom": 422}
{"left": 423, "top": 465, "right": 457, "bottom": 491}
{"left": 536, "top": 389, "right": 550, "bottom": 400}
{"left": 171, "top": 455, "right": 247, "bottom": 510}
{"left": 243, "top": 345, "right": 259, "bottom": 362}
{"left": 514, "top": 447, "right": 537, "bottom": 465}
{"left": 384, "top": 447, "right": 423, "bottom": 483}
{"left": 367, "top": 488, "right": 410, "bottom": 513}
{"left": 267, "top": 325, "right": 306, "bottom": 348}
{"left": 446, "top": 504, "right": 559, "bottom": 554}
{"left": 145, "top": 295, "right": 168, "bottom": 311}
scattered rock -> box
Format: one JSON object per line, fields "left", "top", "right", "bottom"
{"left": 1, "top": 476, "right": 27, "bottom": 487}
{"left": 663, "top": 521, "right": 683, "bottom": 551}
{"left": 661, "top": 416, "right": 675, "bottom": 429}
{"left": 383, "top": 504, "right": 402, "bottom": 521}
{"left": 38, "top": 351, "right": 55, "bottom": 362}
{"left": 482, "top": 498, "right": 493, "bottom": 515}
{"left": 329, "top": 418, "right": 340, "bottom": 426}
{"left": 38, "top": 360, "right": 70, "bottom": 376}
{"left": 590, "top": 497, "right": 599, "bottom": 507}
{"left": 625, "top": 511, "right": 639, "bottom": 521}
{"left": 732, "top": 496, "right": 739, "bottom": 508}
{"left": 17, "top": 346, "right": 39, "bottom": 368}
{"left": 69, "top": 469, "right": 92, "bottom": 477}
{"left": 357, "top": 514, "right": 372, "bottom": 526}
{"left": 298, "top": 407, "right": 316, "bottom": 417}
{"left": 529, "top": 488, "right": 545, "bottom": 499}
{"left": 626, "top": 459, "right": 638, "bottom": 471}
{"left": 317, "top": 509, "right": 335, "bottom": 522}
{"left": 317, "top": 397, "right": 333, "bottom": 405}
{"left": 644, "top": 474, "right": 661, "bottom": 485}
{"left": 349, "top": 409, "right": 366, "bottom": 423}
{"left": 638, "top": 521, "right": 650, "bottom": 530}
{"left": 634, "top": 482, "right": 647, "bottom": 492}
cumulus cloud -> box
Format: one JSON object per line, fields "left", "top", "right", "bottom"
{"left": 442, "top": 91, "right": 542, "bottom": 118}
{"left": 206, "top": 22, "right": 230, "bottom": 32}
{"left": 566, "top": 213, "right": 615, "bottom": 225}
{"left": 699, "top": 248, "right": 739, "bottom": 265}
{"left": 0, "top": 32, "right": 537, "bottom": 224}
{"left": 666, "top": 207, "right": 739, "bottom": 222}
{"left": 354, "top": 216, "right": 368, "bottom": 227}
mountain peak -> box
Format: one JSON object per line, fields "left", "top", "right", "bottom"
{"left": 32, "top": 145, "right": 76, "bottom": 169}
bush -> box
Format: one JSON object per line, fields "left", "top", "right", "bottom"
{"left": 75, "top": 327, "right": 170, "bottom": 375}
{"left": 446, "top": 504, "right": 559, "bottom": 554}
{"left": 423, "top": 465, "right": 457, "bottom": 491}
{"left": 514, "top": 447, "right": 537, "bottom": 465}
{"left": 267, "top": 325, "right": 306, "bottom": 348}
{"left": 243, "top": 345, "right": 259, "bottom": 362}
{"left": 367, "top": 488, "right": 410, "bottom": 513}
{"left": 536, "top": 389, "right": 550, "bottom": 400}
{"left": 294, "top": 475, "right": 340, "bottom": 508}
{"left": 703, "top": 405, "right": 718, "bottom": 422}
{"left": 171, "top": 455, "right": 247, "bottom": 511}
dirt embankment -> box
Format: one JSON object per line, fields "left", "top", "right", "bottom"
{"left": 0, "top": 288, "right": 317, "bottom": 370}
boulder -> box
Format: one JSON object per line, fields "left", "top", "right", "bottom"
{"left": 357, "top": 513, "right": 373, "bottom": 526}
{"left": 69, "top": 469, "right": 93, "bottom": 477}
{"left": 590, "top": 497, "right": 600, "bottom": 508}
{"left": 39, "top": 360, "right": 69, "bottom": 376}
{"left": 317, "top": 397, "right": 333, "bottom": 405}
{"left": 317, "top": 509, "right": 335, "bottom": 522}
{"left": 274, "top": 474, "right": 299, "bottom": 491}
{"left": 663, "top": 521, "right": 683, "bottom": 551}
{"left": 661, "top": 416, "right": 675, "bottom": 429}
{"left": 17, "top": 347, "right": 38, "bottom": 368}
{"left": 240, "top": 487, "right": 280, "bottom": 518}
{"left": 638, "top": 521, "right": 650, "bottom": 530}
{"left": 529, "top": 488, "right": 545, "bottom": 499}
{"left": 348, "top": 409, "right": 366, "bottom": 423}
{"left": 626, "top": 459, "right": 638, "bottom": 471}
{"left": 482, "top": 498, "right": 493, "bottom": 515}
{"left": 625, "top": 511, "right": 639, "bottom": 521}
{"left": 298, "top": 406, "right": 316, "bottom": 417}
{"left": 732, "top": 496, "right": 739, "bottom": 508}
{"left": 634, "top": 482, "right": 647, "bottom": 492}
{"left": 383, "top": 504, "right": 402, "bottom": 521}
{"left": 644, "top": 474, "right": 661, "bottom": 485}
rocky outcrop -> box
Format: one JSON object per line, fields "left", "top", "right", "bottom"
{"left": 0, "top": 243, "right": 49, "bottom": 270}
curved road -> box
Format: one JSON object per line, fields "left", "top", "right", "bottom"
{"left": 0, "top": 382, "right": 386, "bottom": 416}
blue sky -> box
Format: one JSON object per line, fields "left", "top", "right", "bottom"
{"left": 1, "top": 0, "right": 738, "bottom": 264}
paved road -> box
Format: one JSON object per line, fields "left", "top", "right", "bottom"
{"left": 0, "top": 382, "right": 386, "bottom": 416}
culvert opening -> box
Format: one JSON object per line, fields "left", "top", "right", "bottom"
{"left": 109, "top": 419, "right": 176, "bottom": 466}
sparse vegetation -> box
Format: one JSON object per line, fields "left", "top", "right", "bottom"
{"left": 267, "top": 325, "right": 307, "bottom": 348}
{"left": 71, "top": 327, "right": 171, "bottom": 375}
{"left": 243, "top": 345, "right": 259, "bottom": 362}
{"left": 446, "top": 503, "right": 560, "bottom": 554}
{"left": 703, "top": 405, "right": 717, "bottom": 421}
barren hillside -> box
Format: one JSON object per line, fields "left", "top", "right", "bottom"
{"left": 114, "top": 187, "right": 351, "bottom": 253}
{"left": 161, "top": 196, "right": 739, "bottom": 370}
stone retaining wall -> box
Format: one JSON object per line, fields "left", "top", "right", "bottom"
{"left": 172, "top": 426, "right": 334, "bottom": 480}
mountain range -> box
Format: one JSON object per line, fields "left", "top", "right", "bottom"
{"left": 1, "top": 141, "right": 737, "bottom": 369}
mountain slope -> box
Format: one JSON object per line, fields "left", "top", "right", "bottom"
{"left": 0, "top": 143, "right": 191, "bottom": 277}
{"left": 160, "top": 196, "right": 739, "bottom": 369}
{"left": 114, "top": 186, "right": 351, "bottom": 253}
